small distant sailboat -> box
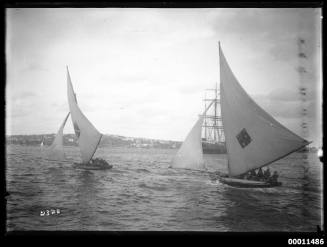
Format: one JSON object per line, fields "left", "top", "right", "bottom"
{"left": 66, "top": 66, "right": 112, "bottom": 170}
{"left": 171, "top": 100, "right": 215, "bottom": 170}
{"left": 217, "top": 42, "right": 310, "bottom": 188}
{"left": 40, "top": 136, "right": 44, "bottom": 147}
{"left": 46, "top": 112, "right": 70, "bottom": 161}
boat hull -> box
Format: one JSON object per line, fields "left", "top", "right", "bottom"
{"left": 218, "top": 176, "right": 282, "bottom": 188}
{"left": 73, "top": 160, "right": 113, "bottom": 170}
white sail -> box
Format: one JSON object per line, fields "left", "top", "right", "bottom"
{"left": 47, "top": 112, "right": 70, "bottom": 161}
{"left": 172, "top": 100, "right": 214, "bottom": 170}
{"left": 66, "top": 67, "right": 102, "bottom": 164}
{"left": 219, "top": 44, "right": 310, "bottom": 177}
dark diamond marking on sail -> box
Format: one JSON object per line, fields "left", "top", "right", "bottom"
{"left": 73, "top": 122, "right": 80, "bottom": 138}
{"left": 236, "top": 128, "right": 252, "bottom": 148}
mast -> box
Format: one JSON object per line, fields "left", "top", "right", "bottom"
{"left": 201, "top": 42, "right": 225, "bottom": 145}
{"left": 217, "top": 41, "right": 223, "bottom": 144}
{"left": 202, "top": 87, "right": 225, "bottom": 143}
{"left": 204, "top": 92, "right": 207, "bottom": 140}
{"left": 213, "top": 82, "right": 218, "bottom": 141}
{"left": 89, "top": 134, "right": 103, "bottom": 162}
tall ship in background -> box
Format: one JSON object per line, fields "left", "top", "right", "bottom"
{"left": 201, "top": 83, "right": 227, "bottom": 154}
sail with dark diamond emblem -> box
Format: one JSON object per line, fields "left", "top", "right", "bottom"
{"left": 67, "top": 67, "right": 102, "bottom": 164}
{"left": 219, "top": 43, "right": 310, "bottom": 177}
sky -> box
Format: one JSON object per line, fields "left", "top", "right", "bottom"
{"left": 6, "top": 8, "right": 322, "bottom": 147}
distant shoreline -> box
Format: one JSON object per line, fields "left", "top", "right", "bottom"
{"left": 6, "top": 134, "right": 318, "bottom": 153}
{"left": 6, "top": 134, "right": 182, "bottom": 149}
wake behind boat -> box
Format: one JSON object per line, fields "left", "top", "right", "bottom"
{"left": 66, "top": 66, "right": 112, "bottom": 170}
{"left": 216, "top": 42, "right": 310, "bottom": 188}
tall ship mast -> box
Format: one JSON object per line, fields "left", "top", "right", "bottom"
{"left": 201, "top": 82, "right": 226, "bottom": 154}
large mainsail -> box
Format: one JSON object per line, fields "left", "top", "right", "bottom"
{"left": 66, "top": 67, "right": 102, "bottom": 164}
{"left": 172, "top": 100, "right": 214, "bottom": 170}
{"left": 47, "top": 112, "right": 70, "bottom": 161}
{"left": 219, "top": 44, "right": 310, "bottom": 177}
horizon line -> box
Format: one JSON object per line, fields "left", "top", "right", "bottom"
{"left": 5, "top": 133, "right": 183, "bottom": 142}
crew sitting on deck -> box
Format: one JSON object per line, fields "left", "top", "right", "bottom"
{"left": 263, "top": 168, "right": 271, "bottom": 180}
{"left": 243, "top": 173, "right": 250, "bottom": 180}
{"left": 94, "top": 158, "right": 104, "bottom": 165}
{"left": 249, "top": 170, "right": 257, "bottom": 180}
{"left": 245, "top": 168, "right": 267, "bottom": 181}
{"left": 269, "top": 171, "right": 279, "bottom": 184}
{"left": 257, "top": 167, "right": 264, "bottom": 180}
{"left": 245, "top": 168, "right": 278, "bottom": 183}
{"left": 89, "top": 158, "right": 100, "bottom": 165}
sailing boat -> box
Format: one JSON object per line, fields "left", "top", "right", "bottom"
{"left": 171, "top": 100, "right": 215, "bottom": 170}
{"left": 40, "top": 136, "right": 44, "bottom": 147}
{"left": 66, "top": 66, "right": 112, "bottom": 170}
{"left": 46, "top": 113, "right": 70, "bottom": 161}
{"left": 217, "top": 42, "right": 310, "bottom": 188}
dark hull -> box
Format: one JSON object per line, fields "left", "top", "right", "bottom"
{"left": 202, "top": 142, "right": 226, "bottom": 154}
{"left": 73, "top": 160, "right": 113, "bottom": 170}
{"left": 218, "top": 176, "right": 282, "bottom": 188}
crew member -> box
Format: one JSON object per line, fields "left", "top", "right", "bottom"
{"left": 257, "top": 167, "right": 264, "bottom": 180}
{"left": 249, "top": 170, "right": 257, "bottom": 180}
{"left": 271, "top": 171, "right": 279, "bottom": 184}
{"left": 264, "top": 168, "right": 271, "bottom": 180}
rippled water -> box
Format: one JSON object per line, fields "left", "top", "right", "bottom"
{"left": 6, "top": 145, "right": 323, "bottom": 231}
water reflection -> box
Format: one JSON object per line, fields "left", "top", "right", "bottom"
{"left": 219, "top": 181, "right": 320, "bottom": 231}
{"left": 74, "top": 170, "right": 100, "bottom": 229}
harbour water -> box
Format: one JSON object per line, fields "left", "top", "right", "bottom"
{"left": 6, "top": 145, "right": 323, "bottom": 231}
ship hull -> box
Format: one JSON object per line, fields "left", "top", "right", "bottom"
{"left": 218, "top": 176, "right": 282, "bottom": 188}
{"left": 202, "top": 142, "right": 226, "bottom": 154}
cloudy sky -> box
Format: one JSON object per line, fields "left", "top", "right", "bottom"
{"left": 6, "top": 8, "right": 322, "bottom": 146}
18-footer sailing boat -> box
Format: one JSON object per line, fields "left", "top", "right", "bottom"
{"left": 66, "top": 66, "right": 112, "bottom": 170}
{"left": 217, "top": 42, "right": 310, "bottom": 188}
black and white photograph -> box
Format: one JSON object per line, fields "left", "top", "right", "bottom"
{"left": 5, "top": 7, "right": 323, "bottom": 232}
